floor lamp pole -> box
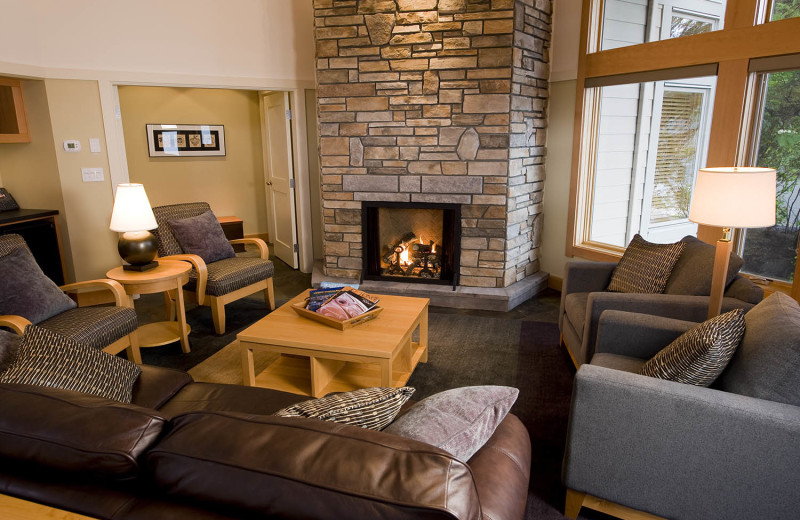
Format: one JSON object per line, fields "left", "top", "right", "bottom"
{"left": 708, "top": 228, "right": 733, "bottom": 319}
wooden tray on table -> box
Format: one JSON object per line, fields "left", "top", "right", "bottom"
{"left": 291, "top": 299, "right": 383, "bottom": 330}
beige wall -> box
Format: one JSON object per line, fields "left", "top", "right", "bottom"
{"left": 118, "top": 86, "right": 267, "bottom": 236}
{"left": 540, "top": 0, "right": 582, "bottom": 280}
{"left": 0, "top": 79, "right": 76, "bottom": 281}
{"left": 44, "top": 79, "right": 118, "bottom": 281}
{"left": 0, "top": 0, "right": 315, "bottom": 83}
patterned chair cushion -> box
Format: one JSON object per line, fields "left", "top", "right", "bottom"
{"left": 185, "top": 257, "right": 274, "bottom": 297}
{"left": 39, "top": 306, "right": 138, "bottom": 350}
{"left": 152, "top": 202, "right": 211, "bottom": 258}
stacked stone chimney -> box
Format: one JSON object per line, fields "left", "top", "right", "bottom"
{"left": 315, "top": 0, "right": 551, "bottom": 289}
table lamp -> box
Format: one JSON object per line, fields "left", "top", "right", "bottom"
{"left": 688, "top": 167, "right": 776, "bottom": 318}
{"left": 109, "top": 183, "right": 159, "bottom": 271}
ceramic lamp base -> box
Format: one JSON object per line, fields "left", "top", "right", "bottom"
{"left": 118, "top": 230, "right": 158, "bottom": 271}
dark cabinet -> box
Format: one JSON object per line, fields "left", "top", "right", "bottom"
{"left": 0, "top": 210, "right": 65, "bottom": 285}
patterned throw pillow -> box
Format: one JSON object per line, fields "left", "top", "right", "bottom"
{"left": 607, "top": 234, "right": 686, "bottom": 293}
{"left": 638, "top": 309, "right": 746, "bottom": 387}
{"left": 0, "top": 326, "right": 141, "bottom": 403}
{"left": 274, "top": 387, "right": 415, "bottom": 431}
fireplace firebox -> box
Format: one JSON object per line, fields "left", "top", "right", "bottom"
{"left": 362, "top": 202, "right": 460, "bottom": 288}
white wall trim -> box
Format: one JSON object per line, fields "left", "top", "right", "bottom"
{"left": 289, "top": 89, "right": 314, "bottom": 273}
{"left": 98, "top": 81, "right": 130, "bottom": 194}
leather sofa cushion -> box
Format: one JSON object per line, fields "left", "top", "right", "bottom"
{"left": 157, "top": 381, "right": 307, "bottom": 417}
{"left": 132, "top": 365, "right": 194, "bottom": 411}
{"left": 148, "top": 411, "right": 482, "bottom": 520}
{"left": 0, "top": 383, "right": 166, "bottom": 479}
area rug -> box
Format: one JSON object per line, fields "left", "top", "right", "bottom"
{"left": 186, "top": 312, "right": 602, "bottom": 519}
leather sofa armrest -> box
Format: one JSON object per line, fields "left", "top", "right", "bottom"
{"left": 594, "top": 310, "right": 696, "bottom": 360}
{"left": 563, "top": 365, "right": 800, "bottom": 519}
{"left": 148, "top": 411, "right": 482, "bottom": 520}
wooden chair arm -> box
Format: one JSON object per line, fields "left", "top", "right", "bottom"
{"left": 230, "top": 238, "right": 269, "bottom": 260}
{"left": 60, "top": 279, "right": 129, "bottom": 307}
{"left": 0, "top": 315, "right": 32, "bottom": 335}
{"left": 160, "top": 254, "right": 207, "bottom": 305}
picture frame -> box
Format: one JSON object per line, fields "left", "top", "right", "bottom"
{"left": 146, "top": 124, "right": 226, "bottom": 157}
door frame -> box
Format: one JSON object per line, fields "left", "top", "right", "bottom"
{"left": 99, "top": 79, "right": 315, "bottom": 274}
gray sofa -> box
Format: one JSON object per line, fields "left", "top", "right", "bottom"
{"left": 562, "top": 292, "right": 800, "bottom": 520}
{"left": 559, "top": 236, "right": 764, "bottom": 366}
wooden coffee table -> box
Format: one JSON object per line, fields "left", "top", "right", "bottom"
{"left": 239, "top": 290, "right": 428, "bottom": 397}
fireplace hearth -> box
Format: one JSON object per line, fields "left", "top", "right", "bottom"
{"left": 362, "top": 202, "right": 460, "bottom": 288}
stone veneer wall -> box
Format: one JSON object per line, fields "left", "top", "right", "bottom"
{"left": 315, "top": 0, "right": 551, "bottom": 288}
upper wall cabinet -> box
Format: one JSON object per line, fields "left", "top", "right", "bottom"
{"left": 0, "top": 77, "right": 30, "bottom": 143}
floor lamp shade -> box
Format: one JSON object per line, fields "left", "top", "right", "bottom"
{"left": 110, "top": 183, "right": 159, "bottom": 271}
{"left": 688, "top": 167, "right": 776, "bottom": 318}
{"left": 689, "top": 167, "right": 776, "bottom": 229}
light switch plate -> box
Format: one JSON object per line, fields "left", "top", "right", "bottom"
{"left": 89, "top": 138, "right": 101, "bottom": 153}
{"left": 81, "top": 167, "right": 104, "bottom": 182}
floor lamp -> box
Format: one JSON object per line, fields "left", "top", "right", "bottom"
{"left": 688, "top": 167, "right": 776, "bottom": 319}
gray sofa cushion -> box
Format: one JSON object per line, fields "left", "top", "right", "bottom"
{"left": 639, "top": 309, "right": 746, "bottom": 387}
{"left": 0, "top": 247, "right": 76, "bottom": 324}
{"left": 564, "top": 292, "right": 589, "bottom": 338}
{"left": 607, "top": 234, "right": 685, "bottom": 294}
{"left": 591, "top": 353, "right": 646, "bottom": 373}
{"left": 715, "top": 292, "right": 800, "bottom": 406}
{"left": 168, "top": 209, "right": 235, "bottom": 264}
{"left": 665, "top": 236, "right": 744, "bottom": 296}
{"left": 39, "top": 306, "right": 137, "bottom": 350}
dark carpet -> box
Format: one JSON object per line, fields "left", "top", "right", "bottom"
{"left": 138, "top": 281, "right": 611, "bottom": 519}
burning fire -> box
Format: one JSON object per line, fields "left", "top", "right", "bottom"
{"left": 400, "top": 245, "right": 410, "bottom": 265}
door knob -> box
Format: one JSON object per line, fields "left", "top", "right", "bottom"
{"left": 266, "top": 181, "right": 273, "bottom": 186}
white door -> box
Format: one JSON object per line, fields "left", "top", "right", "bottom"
{"left": 262, "top": 91, "right": 299, "bottom": 268}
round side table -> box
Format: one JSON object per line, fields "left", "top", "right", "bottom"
{"left": 106, "top": 260, "right": 192, "bottom": 353}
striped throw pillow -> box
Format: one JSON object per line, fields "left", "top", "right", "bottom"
{"left": 639, "top": 309, "right": 746, "bottom": 387}
{"left": 0, "top": 325, "right": 141, "bottom": 403}
{"left": 274, "top": 387, "right": 415, "bottom": 431}
{"left": 607, "top": 234, "right": 685, "bottom": 293}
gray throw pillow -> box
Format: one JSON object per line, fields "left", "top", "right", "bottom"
{"left": 664, "top": 235, "right": 744, "bottom": 296}
{"left": 715, "top": 292, "right": 800, "bottom": 406}
{"left": 168, "top": 210, "right": 235, "bottom": 264}
{"left": 639, "top": 309, "right": 746, "bottom": 387}
{"left": 0, "top": 325, "right": 141, "bottom": 403}
{"left": 607, "top": 234, "right": 685, "bottom": 294}
{"left": 274, "top": 387, "right": 414, "bottom": 431}
{"left": 383, "top": 386, "right": 519, "bottom": 461}
{"left": 0, "top": 247, "right": 76, "bottom": 324}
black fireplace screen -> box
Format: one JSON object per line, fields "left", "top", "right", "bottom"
{"left": 362, "top": 202, "right": 460, "bottom": 286}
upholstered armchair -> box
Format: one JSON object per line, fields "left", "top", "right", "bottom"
{"left": 151, "top": 202, "right": 275, "bottom": 334}
{"left": 559, "top": 236, "right": 764, "bottom": 366}
{"left": 0, "top": 234, "right": 140, "bottom": 363}
{"left": 562, "top": 298, "right": 800, "bottom": 520}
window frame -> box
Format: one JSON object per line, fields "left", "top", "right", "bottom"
{"left": 567, "top": 0, "right": 800, "bottom": 263}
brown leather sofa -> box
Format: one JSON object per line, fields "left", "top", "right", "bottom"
{"left": 0, "top": 365, "right": 531, "bottom": 520}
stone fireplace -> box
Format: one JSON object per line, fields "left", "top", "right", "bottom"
{"left": 314, "top": 0, "right": 551, "bottom": 301}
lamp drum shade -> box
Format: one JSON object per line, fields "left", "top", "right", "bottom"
{"left": 689, "top": 167, "right": 777, "bottom": 229}
{"left": 110, "top": 183, "right": 158, "bottom": 232}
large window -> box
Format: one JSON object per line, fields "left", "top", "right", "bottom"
{"left": 569, "top": 0, "right": 800, "bottom": 297}
{"left": 587, "top": 76, "right": 715, "bottom": 247}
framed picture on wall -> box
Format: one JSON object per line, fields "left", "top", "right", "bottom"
{"left": 146, "top": 124, "right": 226, "bottom": 157}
